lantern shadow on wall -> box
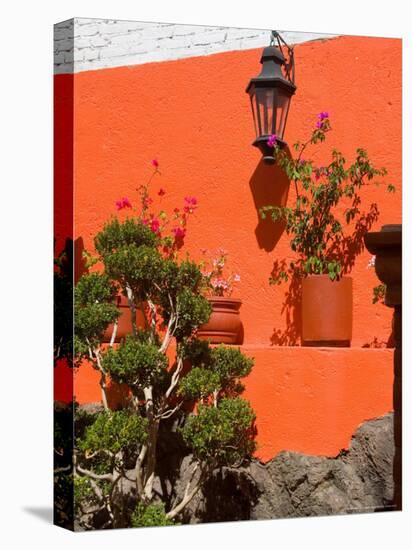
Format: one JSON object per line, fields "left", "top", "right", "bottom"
{"left": 249, "top": 158, "right": 290, "bottom": 252}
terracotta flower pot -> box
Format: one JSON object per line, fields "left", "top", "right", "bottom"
{"left": 302, "top": 274, "right": 352, "bottom": 347}
{"left": 103, "top": 295, "right": 145, "bottom": 343}
{"left": 197, "top": 297, "right": 242, "bottom": 344}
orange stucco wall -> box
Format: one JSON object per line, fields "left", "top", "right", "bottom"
{"left": 55, "top": 34, "right": 401, "bottom": 460}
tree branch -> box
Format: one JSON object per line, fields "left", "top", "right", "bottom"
{"left": 109, "top": 319, "right": 118, "bottom": 347}
{"left": 76, "top": 464, "right": 113, "bottom": 482}
{"left": 166, "top": 463, "right": 205, "bottom": 520}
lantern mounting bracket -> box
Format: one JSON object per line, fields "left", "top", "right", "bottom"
{"left": 270, "top": 30, "right": 295, "bottom": 86}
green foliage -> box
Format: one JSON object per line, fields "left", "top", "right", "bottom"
{"left": 74, "top": 273, "right": 120, "bottom": 347}
{"left": 74, "top": 273, "right": 117, "bottom": 305}
{"left": 102, "top": 334, "right": 168, "bottom": 387}
{"left": 181, "top": 397, "right": 256, "bottom": 467}
{"left": 104, "top": 244, "right": 164, "bottom": 301}
{"left": 74, "top": 476, "right": 100, "bottom": 511}
{"left": 94, "top": 217, "right": 158, "bottom": 257}
{"left": 78, "top": 411, "right": 148, "bottom": 456}
{"left": 260, "top": 117, "right": 394, "bottom": 282}
{"left": 178, "top": 338, "right": 212, "bottom": 366}
{"left": 131, "top": 503, "right": 176, "bottom": 528}
{"left": 210, "top": 345, "right": 254, "bottom": 387}
{"left": 178, "top": 367, "right": 221, "bottom": 400}
{"left": 75, "top": 302, "right": 120, "bottom": 347}
{"left": 172, "top": 289, "right": 212, "bottom": 340}
{"left": 178, "top": 343, "right": 253, "bottom": 399}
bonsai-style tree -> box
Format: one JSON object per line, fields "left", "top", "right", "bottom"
{"left": 72, "top": 166, "right": 256, "bottom": 529}
{"left": 260, "top": 113, "right": 395, "bottom": 284}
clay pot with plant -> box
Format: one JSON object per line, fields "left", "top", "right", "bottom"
{"left": 197, "top": 249, "right": 243, "bottom": 344}
{"left": 99, "top": 159, "right": 199, "bottom": 342}
{"left": 260, "top": 113, "right": 395, "bottom": 346}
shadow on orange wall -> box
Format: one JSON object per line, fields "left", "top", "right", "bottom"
{"left": 270, "top": 273, "right": 302, "bottom": 346}
{"left": 249, "top": 158, "right": 290, "bottom": 252}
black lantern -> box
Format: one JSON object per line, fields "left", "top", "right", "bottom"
{"left": 246, "top": 31, "right": 296, "bottom": 163}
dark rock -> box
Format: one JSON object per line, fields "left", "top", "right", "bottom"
{"left": 176, "top": 413, "right": 395, "bottom": 522}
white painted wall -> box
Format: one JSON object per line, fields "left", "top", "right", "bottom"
{"left": 54, "top": 18, "right": 337, "bottom": 74}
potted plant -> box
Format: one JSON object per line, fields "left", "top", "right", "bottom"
{"left": 197, "top": 249, "right": 242, "bottom": 344}
{"left": 100, "top": 159, "right": 198, "bottom": 342}
{"left": 260, "top": 113, "right": 395, "bottom": 346}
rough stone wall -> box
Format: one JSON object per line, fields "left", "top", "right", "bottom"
{"left": 54, "top": 18, "right": 337, "bottom": 74}
{"left": 176, "top": 413, "right": 396, "bottom": 523}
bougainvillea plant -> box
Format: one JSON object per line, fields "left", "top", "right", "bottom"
{"left": 114, "top": 160, "right": 198, "bottom": 259}
{"left": 260, "top": 114, "right": 395, "bottom": 284}
{"left": 60, "top": 160, "right": 256, "bottom": 530}
{"left": 200, "top": 248, "right": 241, "bottom": 297}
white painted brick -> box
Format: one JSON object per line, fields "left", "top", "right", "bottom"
{"left": 109, "top": 32, "right": 143, "bottom": 46}
{"left": 54, "top": 28, "right": 70, "bottom": 41}
{"left": 74, "top": 23, "right": 100, "bottom": 37}
{"left": 54, "top": 20, "right": 337, "bottom": 74}
{"left": 55, "top": 38, "right": 74, "bottom": 52}
{"left": 140, "top": 25, "right": 175, "bottom": 40}
{"left": 99, "top": 21, "right": 143, "bottom": 35}
{"left": 99, "top": 46, "right": 130, "bottom": 59}
{"left": 90, "top": 36, "right": 108, "bottom": 48}
{"left": 73, "top": 49, "right": 85, "bottom": 62}
{"left": 83, "top": 48, "right": 100, "bottom": 61}
{"left": 191, "top": 30, "right": 228, "bottom": 45}
{"left": 54, "top": 53, "right": 65, "bottom": 65}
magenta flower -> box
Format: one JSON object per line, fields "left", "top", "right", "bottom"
{"left": 183, "top": 196, "right": 198, "bottom": 213}
{"left": 267, "top": 134, "right": 278, "bottom": 148}
{"left": 150, "top": 218, "right": 161, "bottom": 234}
{"left": 151, "top": 159, "right": 159, "bottom": 168}
{"left": 318, "top": 111, "right": 329, "bottom": 120}
{"left": 172, "top": 226, "right": 186, "bottom": 239}
{"left": 142, "top": 196, "right": 153, "bottom": 209}
{"left": 184, "top": 196, "right": 198, "bottom": 207}
{"left": 158, "top": 188, "right": 166, "bottom": 196}
{"left": 115, "top": 197, "right": 132, "bottom": 210}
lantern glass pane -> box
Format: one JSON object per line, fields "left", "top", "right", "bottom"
{"left": 250, "top": 94, "right": 259, "bottom": 137}
{"left": 255, "top": 88, "right": 275, "bottom": 137}
{"left": 275, "top": 89, "right": 291, "bottom": 139}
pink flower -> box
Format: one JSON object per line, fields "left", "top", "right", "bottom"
{"left": 173, "top": 207, "right": 180, "bottom": 214}
{"left": 151, "top": 159, "right": 159, "bottom": 168}
{"left": 142, "top": 196, "right": 153, "bottom": 208}
{"left": 150, "top": 218, "right": 161, "bottom": 234}
{"left": 172, "top": 226, "right": 186, "bottom": 239}
{"left": 158, "top": 188, "right": 166, "bottom": 196}
{"left": 115, "top": 197, "right": 132, "bottom": 210}
{"left": 318, "top": 111, "right": 329, "bottom": 120}
{"left": 183, "top": 196, "right": 198, "bottom": 214}
{"left": 212, "top": 278, "right": 229, "bottom": 290}
{"left": 233, "top": 274, "right": 241, "bottom": 282}
{"left": 267, "top": 134, "right": 278, "bottom": 148}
